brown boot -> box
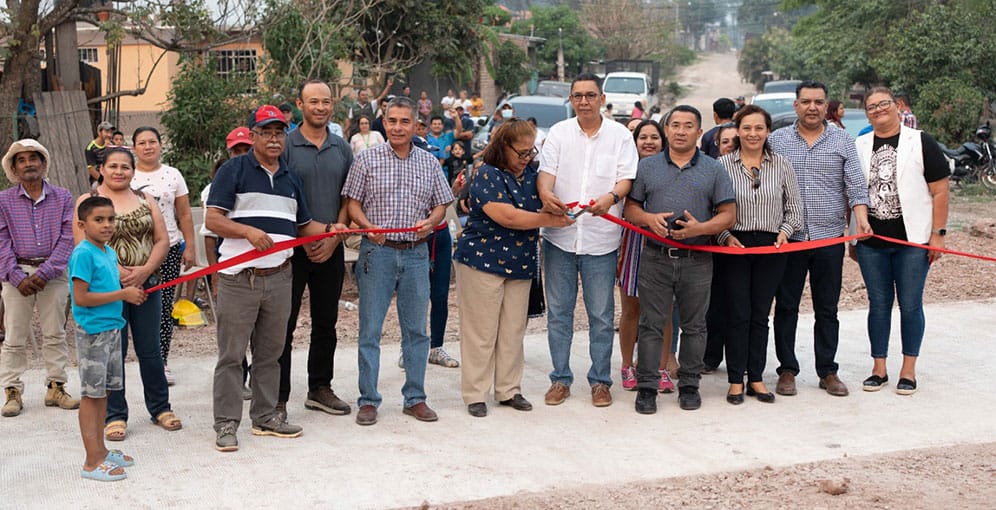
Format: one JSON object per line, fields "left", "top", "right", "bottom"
{"left": 44, "top": 382, "right": 80, "bottom": 410}
{"left": 776, "top": 373, "right": 797, "bottom": 396}
{"left": 2, "top": 387, "right": 23, "bottom": 417}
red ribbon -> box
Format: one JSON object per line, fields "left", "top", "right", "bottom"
{"left": 567, "top": 201, "right": 996, "bottom": 261}
{"left": 145, "top": 226, "right": 418, "bottom": 293}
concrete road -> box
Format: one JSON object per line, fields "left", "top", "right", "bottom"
{"left": 674, "top": 51, "right": 757, "bottom": 133}
{"left": 1, "top": 299, "right": 994, "bottom": 509}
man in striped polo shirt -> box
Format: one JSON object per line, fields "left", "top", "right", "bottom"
{"left": 206, "top": 105, "right": 341, "bottom": 452}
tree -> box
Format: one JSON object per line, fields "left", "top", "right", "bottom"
{"left": 490, "top": 40, "right": 530, "bottom": 94}
{"left": 580, "top": 0, "right": 676, "bottom": 61}
{"left": 509, "top": 5, "right": 602, "bottom": 78}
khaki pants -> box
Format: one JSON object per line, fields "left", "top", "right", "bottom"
{"left": 455, "top": 263, "right": 530, "bottom": 404}
{"left": 0, "top": 267, "right": 70, "bottom": 392}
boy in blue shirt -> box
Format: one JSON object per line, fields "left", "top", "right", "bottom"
{"left": 69, "top": 196, "right": 146, "bottom": 481}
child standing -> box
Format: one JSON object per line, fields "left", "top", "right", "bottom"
{"left": 69, "top": 196, "right": 146, "bottom": 481}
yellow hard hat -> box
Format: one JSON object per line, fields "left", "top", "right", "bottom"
{"left": 172, "top": 298, "right": 207, "bottom": 327}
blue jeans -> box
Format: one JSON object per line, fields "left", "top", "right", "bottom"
{"left": 428, "top": 228, "right": 452, "bottom": 349}
{"left": 107, "top": 288, "right": 171, "bottom": 424}
{"left": 855, "top": 243, "right": 930, "bottom": 358}
{"left": 355, "top": 238, "right": 431, "bottom": 408}
{"left": 543, "top": 240, "right": 617, "bottom": 388}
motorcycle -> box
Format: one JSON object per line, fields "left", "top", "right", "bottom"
{"left": 939, "top": 121, "right": 996, "bottom": 190}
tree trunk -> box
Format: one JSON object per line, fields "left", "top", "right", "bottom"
{"left": 0, "top": 0, "right": 43, "bottom": 150}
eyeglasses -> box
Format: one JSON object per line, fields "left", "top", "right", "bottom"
{"left": 750, "top": 167, "right": 761, "bottom": 189}
{"left": 865, "top": 99, "right": 894, "bottom": 113}
{"left": 507, "top": 143, "right": 539, "bottom": 161}
{"left": 253, "top": 129, "right": 287, "bottom": 140}
{"left": 570, "top": 92, "right": 600, "bottom": 103}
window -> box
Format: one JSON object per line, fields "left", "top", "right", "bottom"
{"left": 209, "top": 49, "right": 258, "bottom": 93}
{"left": 79, "top": 48, "right": 99, "bottom": 64}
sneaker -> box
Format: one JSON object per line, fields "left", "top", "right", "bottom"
{"left": 678, "top": 386, "right": 702, "bottom": 410}
{"left": 635, "top": 388, "right": 657, "bottom": 414}
{"left": 252, "top": 417, "right": 303, "bottom": 438}
{"left": 44, "top": 381, "right": 80, "bottom": 409}
{"left": 275, "top": 401, "right": 288, "bottom": 422}
{"left": 620, "top": 365, "right": 637, "bottom": 391}
{"left": 428, "top": 347, "right": 460, "bottom": 368}
{"left": 215, "top": 423, "right": 239, "bottom": 452}
{"left": 305, "top": 387, "right": 351, "bottom": 415}
{"left": 164, "top": 365, "right": 176, "bottom": 386}
{"left": 591, "top": 384, "right": 612, "bottom": 407}
{"left": 658, "top": 370, "right": 675, "bottom": 394}
{"left": 2, "top": 387, "right": 22, "bottom": 417}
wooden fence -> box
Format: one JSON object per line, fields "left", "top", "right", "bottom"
{"left": 34, "top": 90, "right": 93, "bottom": 197}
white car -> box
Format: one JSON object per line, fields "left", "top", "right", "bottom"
{"left": 750, "top": 92, "right": 797, "bottom": 117}
{"left": 602, "top": 72, "right": 657, "bottom": 120}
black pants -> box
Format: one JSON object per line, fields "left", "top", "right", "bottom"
{"left": 773, "top": 242, "right": 844, "bottom": 378}
{"left": 278, "top": 244, "right": 346, "bottom": 402}
{"left": 716, "top": 232, "right": 787, "bottom": 384}
{"left": 702, "top": 264, "right": 725, "bottom": 369}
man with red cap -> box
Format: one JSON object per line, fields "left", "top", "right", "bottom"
{"left": 206, "top": 106, "right": 343, "bottom": 452}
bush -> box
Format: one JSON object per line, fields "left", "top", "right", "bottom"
{"left": 917, "top": 76, "right": 985, "bottom": 146}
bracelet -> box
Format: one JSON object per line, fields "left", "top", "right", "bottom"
{"left": 325, "top": 223, "right": 333, "bottom": 233}
{"left": 609, "top": 191, "right": 621, "bottom": 204}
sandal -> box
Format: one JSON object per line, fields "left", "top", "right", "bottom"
{"left": 81, "top": 461, "right": 127, "bottom": 482}
{"left": 155, "top": 411, "right": 183, "bottom": 431}
{"left": 104, "top": 420, "right": 127, "bottom": 442}
{"left": 105, "top": 449, "right": 134, "bottom": 467}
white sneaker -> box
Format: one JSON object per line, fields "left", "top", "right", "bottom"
{"left": 164, "top": 365, "right": 176, "bottom": 386}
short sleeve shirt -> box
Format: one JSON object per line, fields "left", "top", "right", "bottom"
{"left": 69, "top": 240, "right": 126, "bottom": 334}
{"left": 629, "top": 150, "right": 736, "bottom": 246}
{"left": 284, "top": 126, "right": 353, "bottom": 223}
{"left": 130, "top": 164, "right": 189, "bottom": 246}
{"left": 454, "top": 164, "right": 542, "bottom": 280}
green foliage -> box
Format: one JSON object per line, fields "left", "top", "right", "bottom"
{"left": 160, "top": 58, "right": 261, "bottom": 204}
{"left": 482, "top": 4, "right": 512, "bottom": 27}
{"left": 917, "top": 77, "right": 986, "bottom": 146}
{"left": 510, "top": 6, "right": 603, "bottom": 77}
{"left": 423, "top": 1, "right": 490, "bottom": 85}
{"left": 737, "top": 35, "right": 769, "bottom": 89}
{"left": 492, "top": 40, "right": 530, "bottom": 94}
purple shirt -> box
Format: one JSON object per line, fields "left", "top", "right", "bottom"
{"left": 0, "top": 181, "right": 75, "bottom": 285}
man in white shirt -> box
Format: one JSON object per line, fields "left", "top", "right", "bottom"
{"left": 440, "top": 89, "right": 456, "bottom": 119}
{"left": 537, "top": 73, "right": 638, "bottom": 408}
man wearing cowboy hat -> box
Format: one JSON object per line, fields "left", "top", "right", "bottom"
{"left": 0, "top": 139, "right": 78, "bottom": 417}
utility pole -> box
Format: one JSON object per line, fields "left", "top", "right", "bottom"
{"left": 54, "top": 0, "right": 81, "bottom": 91}
{"left": 557, "top": 27, "right": 565, "bottom": 82}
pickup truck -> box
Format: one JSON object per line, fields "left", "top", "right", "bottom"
{"left": 602, "top": 71, "right": 657, "bottom": 120}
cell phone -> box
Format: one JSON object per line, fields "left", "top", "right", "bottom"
{"left": 669, "top": 214, "right": 687, "bottom": 231}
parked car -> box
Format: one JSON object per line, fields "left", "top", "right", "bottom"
{"left": 762, "top": 80, "right": 802, "bottom": 94}
{"left": 535, "top": 80, "right": 571, "bottom": 98}
{"left": 770, "top": 108, "right": 870, "bottom": 139}
{"left": 750, "top": 92, "right": 797, "bottom": 117}
{"left": 602, "top": 71, "right": 657, "bottom": 120}
{"left": 471, "top": 95, "right": 575, "bottom": 154}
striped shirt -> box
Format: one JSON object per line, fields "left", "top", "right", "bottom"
{"left": 716, "top": 150, "right": 804, "bottom": 245}
{"left": 206, "top": 151, "right": 312, "bottom": 274}
{"left": 768, "top": 122, "right": 869, "bottom": 241}
{"left": 342, "top": 141, "right": 454, "bottom": 242}
{"left": 0, "top": 181, "right": 74, "bottom": 286}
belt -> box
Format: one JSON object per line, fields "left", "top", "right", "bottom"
{"left": 648, "top": 244, "right": 695, "bottom": 258}
{"left": 241, "top": 259, "right": 290, "bottom": 277}
{"left": 16, "top": 257, "right": 47, "bottom": 266}
{"left": 382, "top": 237, "right": 430, "bottom": 250}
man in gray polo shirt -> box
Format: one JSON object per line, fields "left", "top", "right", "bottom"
{"left": 279, "top": 79, "right": 353, "bottom": 420}
{"left": 624, "top": 105, "right": 736, "bottom": 415}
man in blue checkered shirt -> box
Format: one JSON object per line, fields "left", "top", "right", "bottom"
{"left": 768, "top": 80, "right": 872, "bottom": 398}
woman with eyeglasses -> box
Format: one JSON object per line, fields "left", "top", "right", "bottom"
{"left": 851, "top": 87, "right": 949, "bottom": 396}
{"left": 716, "top": 104, "right": 803, "bottom": 405}
{"left": 130, "top": 127, "right": 195, "bottom": 386}
{"left": 453, "top": 120, "right": 574, "bottom": 418}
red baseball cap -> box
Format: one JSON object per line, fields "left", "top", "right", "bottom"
{"left": 254, "top": 105, "right": 288, "bottom": 128}
{"left": 225, "top": 127, "right": 251, "bottom": 150}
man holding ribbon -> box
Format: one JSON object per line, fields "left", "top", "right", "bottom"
{"left": 537, "top": 72, "right": 638, "bottom": 408}
{"left": 623, "top": 105, "right": 736, "bottom": 415}
{"left": 206, "top": 104, "right": 335, "bottom": 452}
{"left": 342, "top": 96, "right": 454, "bottom": 426}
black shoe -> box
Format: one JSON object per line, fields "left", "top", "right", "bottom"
{"left": 467, "top": 402, "right": 487, "bottom": 417}
{"left": 498, "top": 394, "right": 533, "bottom": 411}
{"left": 896, "top": 378, "right": 917, "bottom": 395}
{"left": 726, "top": 391, "right": 744, "bottom": 405}
{"left": 746, "top": 384, "right": 776, "bottom": 403}
{"left": 635, "top": 388, "right": 657, "bottom": 414}
{"left": 678, "top": 386, "right": 701, "bottom": 410}
{"left": 862, "top": 374, "right": 889, "bottom": 392}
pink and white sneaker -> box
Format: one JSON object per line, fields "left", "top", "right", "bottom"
{"left": 658, "top": 369, "right": 675, "bottom": 393}
{"left": 621, "top": 365, "right": 637, "bottom": 391}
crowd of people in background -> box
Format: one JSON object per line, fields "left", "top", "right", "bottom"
{"left": 0, "top": 73, "right": 950, "bottom": 481}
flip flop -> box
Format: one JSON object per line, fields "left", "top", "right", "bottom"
{"left": 105, "top": 449, "right": 134, "bottom": 467}
{"left": 81, "top": 461, "right": 127, "bottom": 482}
{"left": 104, "top": 420, "right": 127, "bottom": 442}
{"left": 154, "top": 411, "right": 182, "bottom": 431}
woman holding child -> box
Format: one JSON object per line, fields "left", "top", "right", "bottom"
{"left": 72, "top": 147, "right": 182, "bottom": 442}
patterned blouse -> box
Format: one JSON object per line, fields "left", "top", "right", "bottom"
{"left": 454, "top": 164, "right": 542, "bottom": 280}
{"left": 108, "top": 193, "right": 155, "bottom": 268}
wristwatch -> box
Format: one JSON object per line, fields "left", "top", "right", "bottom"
{"left": 932, "top": 228, "right": 947, "bottom": 236}
{"left": 609, "top": 191, "right": 621, "bottom": 204}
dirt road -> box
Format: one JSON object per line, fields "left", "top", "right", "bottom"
{"left": 674, "top": 51, "right": 756, "bottom": 132}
